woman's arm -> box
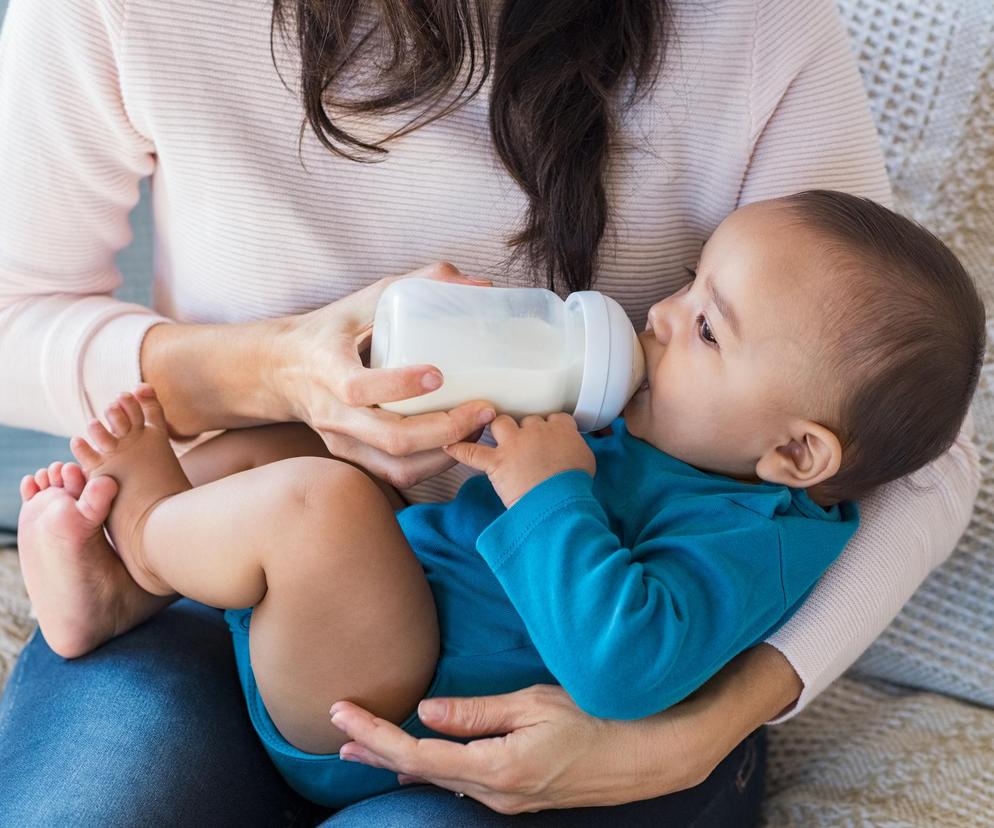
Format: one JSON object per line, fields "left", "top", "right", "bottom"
{"left": 140, "top": 266, "right": 498, "bottom": 487}
{"left": 766, "top": 412, "right": 979, "bottom": 718}
{"left": 0, "top": 0, "right": 162, "bottom": 436}
{"left": 329, "top": 643, "right": 799, "bottom": 814}
{"left": 0, "top": 2, "right": 491, "bottom": 485}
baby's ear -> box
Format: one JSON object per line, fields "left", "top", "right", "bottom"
{"left": 754, "top": 421, "right": 842, "bottom": 490}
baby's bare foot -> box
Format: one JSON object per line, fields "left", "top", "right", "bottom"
{"left": 70, "top": 385, "right": 192, "bottom": 596}
{"left": 17, "top": 461, "right": 140, "bottom": 658}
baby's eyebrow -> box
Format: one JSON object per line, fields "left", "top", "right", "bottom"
{"left": 705, "top": 273, "right": 742, "bottom": 342}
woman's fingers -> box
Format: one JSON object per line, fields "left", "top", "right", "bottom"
{"left": 414, "top": 690, "right": 541, "bottom": 738}
{"left": 339, "top": 404, "right": 496, "bottom": 458}
{"left": 331, "top": 703, "right": 482, "bottom": 783}
{"left": 319, "top": 432, "right": 458, "bottom": 490}
{"left": 331, "top": 363, "right": 445, "bottom": 409}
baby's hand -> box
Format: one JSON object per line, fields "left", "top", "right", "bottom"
{"left": 444, "top": 414, "right": 596, "bottom": 508}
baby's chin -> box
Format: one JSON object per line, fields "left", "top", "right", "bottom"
{"left": 620, "top": 393, "right": 654, "bottom": 443}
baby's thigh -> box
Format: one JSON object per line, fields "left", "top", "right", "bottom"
{"left": 248, "top": 458, "right": 438, "bottom": 756}
{"left": 180, "top": 422, "right": 407, "bottom": 510}
{"left": 178, "top": 422, "right": 330, "bottom": 486}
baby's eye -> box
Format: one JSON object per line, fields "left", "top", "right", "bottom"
{"left": 696, "top": 314, "right": 718, "bottom": 346}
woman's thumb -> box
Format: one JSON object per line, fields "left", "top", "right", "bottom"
{"left": 417, "top": 693, "right": 531, "bottom": 737}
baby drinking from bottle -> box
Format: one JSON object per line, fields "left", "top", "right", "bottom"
{"left": 18, "top": 190, "right": 985, "bottom": 808}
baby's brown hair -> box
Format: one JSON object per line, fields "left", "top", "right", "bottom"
{"left": 784, "top": 190, "right": 985, "bottom": 505}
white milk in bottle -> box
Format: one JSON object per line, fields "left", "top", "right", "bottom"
{"left": 369, "top": 279, "right": 645, "bottom": 432}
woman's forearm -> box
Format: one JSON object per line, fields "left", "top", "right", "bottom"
{"left": 652, "top": 644, "right": 801, "bottom": 781}
{"left": 765, "top": 416, "right": 978, "bottom": 717}
{"left": 140, "top": 318, "right": 294, "bottom": 437}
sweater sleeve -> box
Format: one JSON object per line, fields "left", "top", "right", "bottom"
{"left": 765, "top": 410, "right": 980, "bottom": 721}
{"left": 476, "top": 470, "right": 791, "bottom": 720}
{"left": 740, "top": 0, "right": 980, "bottom": 720}
{"left": 0, "top": 0, "right": 168, "bottom": 436}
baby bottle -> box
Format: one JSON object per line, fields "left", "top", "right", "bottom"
{"left": 369, "top": 279, "right": 646, "bottom": 432}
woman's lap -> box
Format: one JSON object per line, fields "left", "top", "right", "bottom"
{"left": 0, "top": 600, "right": 315, "bottom": 827}
{"left": 322, "top": 729, "right": 766, "bottom": 827}
{"left": 0, "top": 600, "right": 766, "bottom": 827}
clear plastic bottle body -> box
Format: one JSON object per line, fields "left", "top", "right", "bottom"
{"left": 370, "top": 280, "right": 584, "bottom": 417}
{"left": 369, "top": 279, "right": 644, "bottom": 430}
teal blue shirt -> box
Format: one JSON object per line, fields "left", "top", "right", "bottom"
{"left": 404, "top": 419, "right": 859, "bottom": 720}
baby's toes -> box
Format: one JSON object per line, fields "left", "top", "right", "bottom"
{"left": 104, "top": 402, "right": 132, "bottom": 438}
{"left": 33, "top": 468, "right": 51, "bottom": 490}
{"left": 47, "top": 461, "right": 65, "bottom": 488}
{"left": 75, "top": 475, "right": 118, "bottom": 526}
{"left": 61, "top": 463, "right": 87, "bottom": 499}
{"left": 19, "top": 474, "right": 40, "bottom": 502}
{"left": 117, "top": 392, "right": 144, "bottom": 427}
{"left": 135, "top": 385, "right": 168, "bottom": 431}
{"left": 86, "top": 418, "right": 118, "bottom": 452}
{"left": 70, "top": 436, "right": 103, "bottom": 472}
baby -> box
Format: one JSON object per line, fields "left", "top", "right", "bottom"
{"left": 17, "top": 190, "right": 985, "bottom": 808}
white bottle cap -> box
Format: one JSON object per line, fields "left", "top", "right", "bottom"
{"left": 566, "top": 291, "right": 646, "bottom": 432}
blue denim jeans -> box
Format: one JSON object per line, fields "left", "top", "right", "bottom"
{"left": 0, "top": 601, "right": 766, "bottom": 826}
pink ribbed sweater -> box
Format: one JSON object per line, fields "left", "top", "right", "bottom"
{"left": 0, "top": 0, "right": 979, "bottom": 720}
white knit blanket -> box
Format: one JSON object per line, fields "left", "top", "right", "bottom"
{"left": 1, "top": 0, "right": 993, "bottom": 823}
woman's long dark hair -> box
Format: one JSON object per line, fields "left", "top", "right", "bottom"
{"left": 270, "top": 1, "right": 666, "bottom": 294}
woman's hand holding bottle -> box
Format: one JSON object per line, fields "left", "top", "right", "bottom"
{"left": 272, "top": 262, "right": 497, "bottom": 488}
{"left": 142, "top": 262, "right": 496, "bottom": 490}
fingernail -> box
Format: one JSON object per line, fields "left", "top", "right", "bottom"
{"left": 477, "top": 409, "right": 496, "bottom": 427}
{"left": 418, "top": 699, "right": 446, "bottom": 721}
{"left": 339, "top": 749, "right": 355, "bottom": 762}
{"left": 421, "top": 372, "right": 442, "bottom": 391}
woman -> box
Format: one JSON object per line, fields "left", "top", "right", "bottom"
{"left": 0, "top": 0, "right": 978, "bottom": 824}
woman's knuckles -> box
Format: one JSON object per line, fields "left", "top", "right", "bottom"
{"left": 425, "top": 261, "right": 461, "bottom": 280}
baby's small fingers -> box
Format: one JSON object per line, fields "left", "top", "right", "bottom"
{"left": 547, "top": 413, "right": 578, "bottom": 430}
{"left": 489, "top": 415, "right": 518, "bottom": 443}
{"left": 33, "top": 468, "right": 51, "bottom": 490}
{"left": 443, "top": 441, "right": 497, "bottom": 472}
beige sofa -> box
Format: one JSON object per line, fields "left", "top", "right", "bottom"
{"left": 2, "top": 0, "right": 993, "bottom": 824}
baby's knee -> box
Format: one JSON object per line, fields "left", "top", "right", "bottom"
{"left": 279, "top": 456, "right": 384, "bottom": 518}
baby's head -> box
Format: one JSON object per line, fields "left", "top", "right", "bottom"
{"left": 624, "top": 190, "right": 986, "bottom": 506}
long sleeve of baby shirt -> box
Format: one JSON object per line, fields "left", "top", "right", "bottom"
{"left": 475, "top": 421, "right": 860, "bottom": 720}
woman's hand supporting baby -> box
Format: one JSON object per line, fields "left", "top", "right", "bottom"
{"left": 141, "top": 262, "right": 497, "bottom": 489}
{"left": 444, "top": 414, "right": 596, "bottom": 507}
{"left": 329, "top": 644, "right": 800, "bottom": 813}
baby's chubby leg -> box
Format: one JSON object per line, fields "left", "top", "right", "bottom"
{"left": 71, "top": 385, "right": 438, "bottom": 754}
